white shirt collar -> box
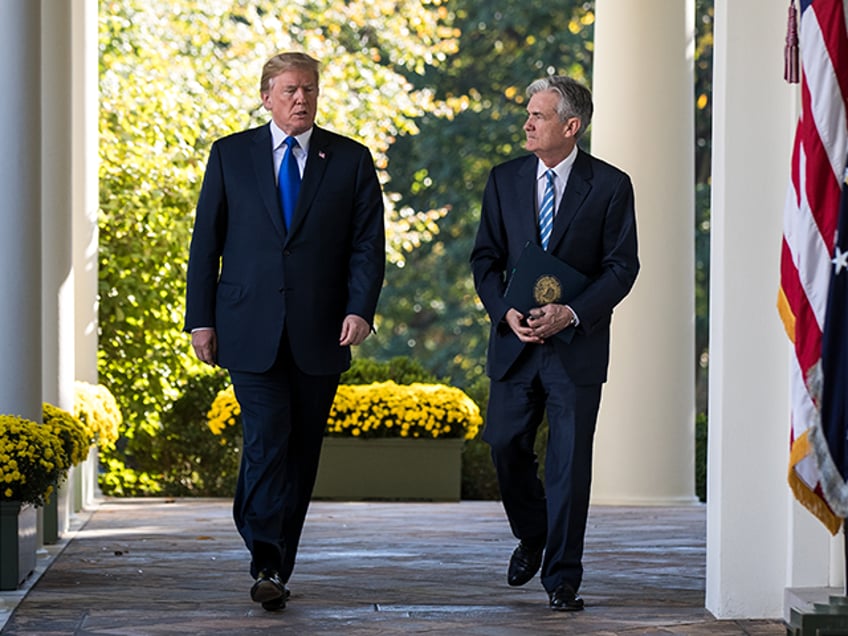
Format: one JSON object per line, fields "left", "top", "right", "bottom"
{"left": 270, "top": 120, "right": 313, "bottom": 154}
{"left": 535, "top": 144, "right": 578, "bottom": 182}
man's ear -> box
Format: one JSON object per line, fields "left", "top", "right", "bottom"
{"left": 563, "top": 116, "right": 581, "bottom": 139}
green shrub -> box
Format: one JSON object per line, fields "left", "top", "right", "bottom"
{"left": 153, "top": 368, "right": 234, "bottom": 496}
{"left": 97, "top": 370, "right": 233, "bottom": 497}
{"left": 341, "top": 356, "right": 442, "bottom": 385}
{"left": 99, "top": 457, "right": 162, "bottom": 497}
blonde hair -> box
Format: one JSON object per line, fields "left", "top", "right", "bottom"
{"left": 260, "top": 52, "right": 320, "bottom": 94}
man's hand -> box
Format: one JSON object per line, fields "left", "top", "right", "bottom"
{"left": 339, "top": 314, "right": 371, "bottom": 346}
{"left": 526, "top": 303, "right": 575, "bottom": 341}
{"left": 191, "top": 328, "right": 218, "bottom": 366}
{"left": 505, "top": 308, "right": 544, "bottom": 344}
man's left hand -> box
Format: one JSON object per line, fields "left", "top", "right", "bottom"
{"left": 339, "top": 314, "right": 371, "bottom": 346}
{"left": 526, "top": 304, "right": 575, "bottom": 341}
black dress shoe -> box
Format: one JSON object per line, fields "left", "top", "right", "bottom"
{"left": 507, "top": 541, "right": 544, "bottom": 587}
{"left": 549, "top": 584, "right": 584, "bottom": 611}
{"left": 250, "top": 570, "right": 287, "bottom": 610}
{"left": 261, "top": 587, "right": 291, "bottom": 611}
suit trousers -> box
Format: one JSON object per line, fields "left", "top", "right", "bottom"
{"left": 484, "top": 341, "right": 602, "bottom": 593}
{"left": 230, "top": 334, "right": 340, "bottom": 582}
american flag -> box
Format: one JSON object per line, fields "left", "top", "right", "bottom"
{"left": 779, "top": 0, "right": 848, "bottom": 534}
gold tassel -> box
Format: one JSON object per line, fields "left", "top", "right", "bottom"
{"left": 785, "top": 0, "right": 800, "bottom": 84}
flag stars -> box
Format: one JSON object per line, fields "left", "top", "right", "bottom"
{"left": 833, "top": 246, "right": 848, "bottom": 275}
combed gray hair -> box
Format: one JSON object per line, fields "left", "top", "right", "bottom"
{"left": 526, "top": 76, "right": 593, "bottom": 139}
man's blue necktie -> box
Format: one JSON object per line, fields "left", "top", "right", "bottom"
{"left": 279, "top": 136, "right": 301, "bottom": 229}
{"left": 539, "top": 169, "right": 555, "bottom": 250}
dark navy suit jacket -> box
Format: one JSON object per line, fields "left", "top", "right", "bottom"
{"left": 184, "top": 124, "right": 385, "bottom": 375}
{"left": 471, "top": 149, "right": 639, "bottom": 384}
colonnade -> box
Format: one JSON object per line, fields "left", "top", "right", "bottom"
{"left": 0, "top": 0, "right": 838, "bottom": 619}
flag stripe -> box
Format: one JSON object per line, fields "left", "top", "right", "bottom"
{"left": 812, "top": 0, "right": 848, "bottom": 106}
{"left": 801, "top": 77, "right": 841, "bottom": 245}
{"left": 784, "top": 163, "right": 832, "bottom": 336}
{"left": 781, "top": 238, "right": 825, "bottom": 379}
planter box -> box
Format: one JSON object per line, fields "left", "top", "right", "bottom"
{"left": 313, "top": 438, "right": 463, "bottom": 501}
{"left": 0, "top": 501, "right": 37, "bottom": 590}
{"left": 43, "top": 480, "right": 72, "bottom": 545}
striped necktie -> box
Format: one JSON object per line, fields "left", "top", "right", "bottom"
{"left": 279, "top": 136, "right": 301, "bottom": 229}
{"left": 539, "top": 169, "right": 555, "bottom": 250}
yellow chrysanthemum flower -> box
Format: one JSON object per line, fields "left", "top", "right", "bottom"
{"left": 208, "top": 379, "right": 482, "bottom": 443}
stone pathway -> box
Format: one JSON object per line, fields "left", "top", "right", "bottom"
{"left": 1, "top": 499, "right": 785, "bottom": 635}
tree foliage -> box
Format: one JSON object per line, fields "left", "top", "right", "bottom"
{"left": 98, "top": 0, "right": 460, "bottom": 460}
{"left": 97, "top": 0, "right": 715, "bottom": 491}
{"left": 694, "top": 0, "right": 714, "bottom": 416}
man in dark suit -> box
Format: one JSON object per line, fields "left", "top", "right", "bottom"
{"left": 470, "top": 75, "right": 639, "bottom": 611}
{"left": 184, "top": 52, "right": 385, "bottom": 611}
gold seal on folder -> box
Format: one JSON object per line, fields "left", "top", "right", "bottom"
{"left": 533, "top": 275, "right": 562, "bottom": 305}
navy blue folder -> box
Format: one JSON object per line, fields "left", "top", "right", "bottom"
{"left": 503, "top": 241, "right": 589, "bottom": 343}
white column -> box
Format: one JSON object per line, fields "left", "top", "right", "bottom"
{"left": 73, "top": 0, "right": 99, "bottom": 387}
{"left": 72, "top": 0, "right": 101, "bottom": 506}
{"left": 0, "top": 2, "right": 42, "bottom": 424}
{"left": 42, "top": 0, "right": 75, "bottom": 535}
{"left": 590, "top": 0, "right": 697, "bottom": 505}
{"left": 706, "top": 0, "right": 799, "bottom": 618}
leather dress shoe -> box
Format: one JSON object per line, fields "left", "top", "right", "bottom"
{"left": 260, "top": 587, "right": 291, "bottom": 612}
{"left": 250, "top": 570, "right": 288, "bottom": 611}
{"left": 507, "top": 541, "right": 544, "bottom": 587}
{"left": 549, "top": 583, "right": 584, "bottom": 611}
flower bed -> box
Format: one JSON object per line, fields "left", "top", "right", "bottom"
{"left": 207, "top": 380, "right": 482, "bottom": 500}
{"left": 208, "top": 380, "right": 482, "bottom": 441}
{"left": 327, "top": 381, "right": 481, "bottom": 439}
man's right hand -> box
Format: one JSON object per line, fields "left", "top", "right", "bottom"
{"left": 505, "top": 308, "right": 544, "bottom": 344}
{"left": 191, "top": 328, "right": 218, "bottom": 366}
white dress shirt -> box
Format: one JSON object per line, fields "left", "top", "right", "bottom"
{"left": 270, "top": 120, "right": 312, "bottom": 182}
{"left": 534, "top": 144, "right": 578, "bottom": 219}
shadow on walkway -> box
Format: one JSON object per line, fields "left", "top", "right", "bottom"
{"left": 1, "top": 499, "right": 783, "bottom": 635}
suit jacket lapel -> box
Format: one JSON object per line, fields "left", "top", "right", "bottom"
{"left": 516, "top": 156, "right": 541, "bottom": 244}
{"left": 251, "top": 124, "right": 287, "bottom": 239}
{"left": 548, "top": 149, "right": 592, "bottom": 251}
{"left": 285, "top": 126, "right": 330, "bottom": 241}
